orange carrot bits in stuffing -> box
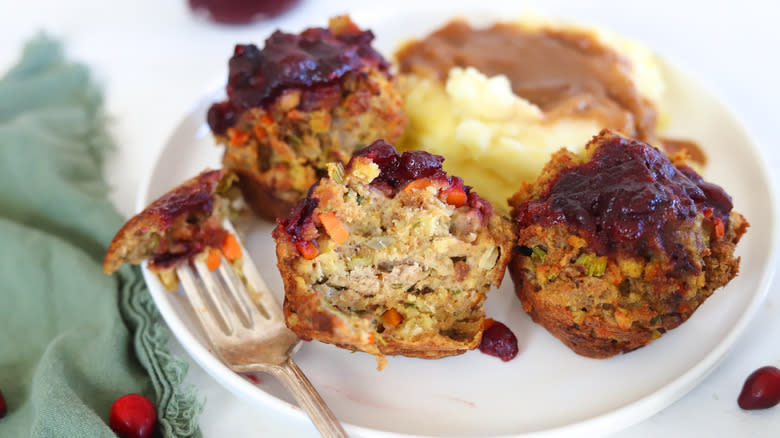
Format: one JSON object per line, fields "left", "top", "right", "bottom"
{"left": 206, "top": 247, "right": 221, "bottom": 271}
{"left": 318, "top": 212, "right": 349, "bottom": 245}
{"left": 227, "top": 127, "right": 250, "bottom": 146}
{"left": 296, "top": 240, "right": 319, "bottom": 260}
{"left": 444, "top": 186, "right": 467, "bottom": 207}
{"left": 221, "top": 233, "right": 242, "bottom": 263}
{"left": 253, "top": 124, "right": 267, "bottom": 141}
{"left": 382, "top": 308, "right": 403, "bottom": 327}
{"left": 403, "top": 178, "right": 432, "bottom": 192}
{"left": 713, "top": 218, "right": 725, "bottom": 239}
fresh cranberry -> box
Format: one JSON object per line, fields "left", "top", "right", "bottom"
{"left": 738, "top": 366, "right": 780, "bottom": 410}
{"left": 109, "top": 394, "right": 157, "bottom": 438}
{"left": 188, "top": 0, "right": 301, "bottom": 25}
{"left": 479, "top": 319, "right": 519, "bottom": 362}
{"left": 0, "top": 389, "right": 7, "bottom": 418}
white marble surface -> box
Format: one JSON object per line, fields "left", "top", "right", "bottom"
{"left": 2, "top": 0, "right": 779, "bottom": 436}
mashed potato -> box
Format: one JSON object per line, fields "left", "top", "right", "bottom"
{"left": 396, "top": 19, "right": 666, "bottom": 211}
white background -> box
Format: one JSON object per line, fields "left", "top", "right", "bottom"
{"left": 1, "top": 0, "right": 778, "bottom": 436}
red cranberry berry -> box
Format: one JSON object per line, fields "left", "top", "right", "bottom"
{"left": 0, "top": 389, "right": 7, "bottom": 418}
{"left": 109, "top": 394, "right": 157, "bottom": 438}
{"left": 479, "top": 319, "right": 519, "bottom": 362}
{"left": 738, "top": 366, "right": 780, "bottom": 410}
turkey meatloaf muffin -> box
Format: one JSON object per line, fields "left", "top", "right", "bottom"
{"left": 508, "top": 129, "right": 748, "bottom": 358}
{"left": 273, "top": 140, "right": 514, "bottom": 368}
{"left": 207, "top": 15, "right": 407, "bottom": 221}
{"left": 104, "top": 169, "right": 245, "bottom": 290}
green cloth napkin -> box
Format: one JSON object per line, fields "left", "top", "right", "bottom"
{"left": 0, "top": 36, "right": 202, "bottom": 437}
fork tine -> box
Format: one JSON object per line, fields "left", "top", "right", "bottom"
{"left": 192, "top": 258, "right": 244, "bottom": 334}
{"left": 176, "top": 264, "right": 227, "bottom": 337}
{"left": 222, "top": 220, "right": 285, "bottom": 322}
{"left": 217, "top": 256, "right": 270, "bottom": 325}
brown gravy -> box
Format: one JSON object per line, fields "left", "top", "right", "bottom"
{"left": 396, "top": 20, "right": 706, "bottom": 164}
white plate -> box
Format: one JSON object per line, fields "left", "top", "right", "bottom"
{"left": 138, "top": 8, "right": 777, "bottom": 438}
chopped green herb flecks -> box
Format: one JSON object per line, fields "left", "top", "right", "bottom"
{"left": 650, "top": 315, "right": 661, "bottom": 325}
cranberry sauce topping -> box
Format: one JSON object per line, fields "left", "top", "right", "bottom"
{"left": 351, "top": 140, "right": 446, "bottom": 191}
{"left": 207, "top": 19, "right": 388, "bottom": 135}
{"left": 349, "top": 140, "right": 494, "bottom": 216}
{"left": 278, "top": 196, "right": 319, "bottom": 243}
{"left": 479, "top": 319, "right": 519, "bottom": 362}
{"left": 515, "top": 134, "right": 732, "bottom": 272}
{"left": 146, "top": 170, "right": 224, "bottom": 231}
{"left": 150, "top": 218, "right": 228, "bottom": 269}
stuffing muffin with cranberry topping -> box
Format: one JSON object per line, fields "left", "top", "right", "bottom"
{"left": 508, "top": 129, "right": 748, "bottom": 358}
{"left": 207, "top": 15, "right": 407, "bottom": 221}
{"left": 273, "top": 140, "right": 514, "bottom": 368}
{"left": 104, "top": 169, "right": 246, "bottom": 290}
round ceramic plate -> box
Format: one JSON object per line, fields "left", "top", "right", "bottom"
{"left": 138, "top": 8, "right": 776, "bottom": 438}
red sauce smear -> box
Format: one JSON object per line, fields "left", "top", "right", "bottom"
{"left": 207, "top": 21, "right": 388, "bottom": 135}
{"left": 479, "top": 319, "right": 518, "bottom": 361}
{"left": 514, "top": 135, "right": 732, "bottom": 274}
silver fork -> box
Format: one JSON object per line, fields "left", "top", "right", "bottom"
{"left": 175, "top": 221, "right": 347, "bottom": 438}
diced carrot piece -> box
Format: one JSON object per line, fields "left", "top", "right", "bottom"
{"left": 382, "top": 308, "right": 403, "bottom": 328}
{"left": 259, "top": 113, "right": 274, "bottom": 126}
{"left": 483, "top": 317, "right": 496, "bottom": 330}
{"left": 403, "top": 178, "right": 431, "bottom": 192}
{"left": 296, "top": 240, "right": 319, "bottom": 260}
{"left": 318, "top": 212, "right": 349, "bottom": 245}
{"left": 445, "top": 187, "right": 468, "bottom": 207}
{"left": 287, "top": 109, "right": 306, "bottom": 120}
{"left": 714, "top": 218, "right": 725, "bottom": 239}
{"left": 227, "top": 128, "right": 250, "bottom": 146}
{"left": 221, "top": 233, "right": 242, "bottom": 263}
{"left": 206, "top": 247, "right": 221, "bottom": 271}
{"left": 253, "top": 124, "right": 266, "bottom": 141}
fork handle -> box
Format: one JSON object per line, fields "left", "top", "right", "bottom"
{"left": 269, "top": 358, "right": 349, "bottom": 438}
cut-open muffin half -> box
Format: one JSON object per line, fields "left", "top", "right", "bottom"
{"left": 104, "top": 169, "right": 246, "bottom": 290}
{"left": 273, "top": 140, "right": 515, "bottom": 368}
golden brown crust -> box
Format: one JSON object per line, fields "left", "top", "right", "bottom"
{"left": 218, "top": 69, "right": 407, "bottom": 221}
{"left": 509, "top": 212, "right": 747, "bottom": 358}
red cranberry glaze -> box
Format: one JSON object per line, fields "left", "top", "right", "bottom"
{"left": 146, "top": 170, "right": 223, "bottom": 230}
{"left": 514, "top": 135, "right": 732, "bottom": 274}
{"left": 479, "top": 319, "right": 519, "bottom": 362}
{"left": 738, "top": 366, "right": 780, "bottom": 410}
{"left": 207, "top": 21, "right": 389, "bottom": 135}
{"left": 350, "top": 140, "right": 447, "bottom": 192}
{"left": 278, "top": 196, "right": 319, "bottom": 245}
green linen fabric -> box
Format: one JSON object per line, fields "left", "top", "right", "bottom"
{"left": 0, "top": 36, "right": 202, "bottom": 437}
